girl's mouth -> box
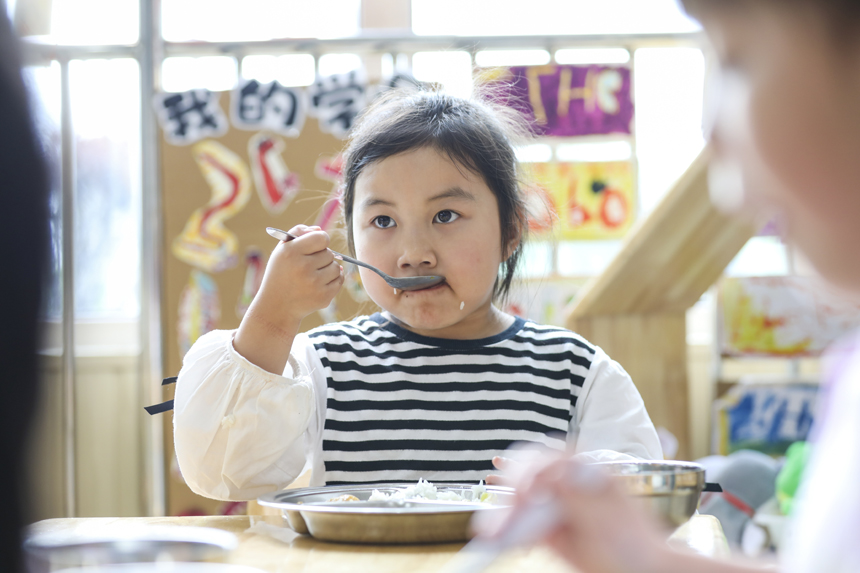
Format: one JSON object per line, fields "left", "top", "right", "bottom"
{"left": 404, "top": 280, "right": 447, "bottom": 294}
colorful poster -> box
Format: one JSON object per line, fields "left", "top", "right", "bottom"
{"left": 231, "top": 79, "right": 307, "bottom": 138}
{"left": 172, "top": 140, "right": 252, "bottom": 272}
{"left": 177, "top": 270, "right": 221, "bottom": 356}
{"left": 719, "top": 276, "right": 860, "bottom": 357}
{"left": 236, "top": 247, "right": 264, "bottom": 319}
{"left": 527, "top": 161, "right": 635, "bottom": 240}
{"left": 248, "top": 132, "right": 301, "bottom": 214}
{"left": 344, "top": 263, "right": 369, "bottom": 303}
{"left": 713, "top": 383, "right": 818, "bottom": 455}
{"left": 313, "top": 154, "right": 344, "bottom": 231}
{"left": 503, "top": 278, "right": 587, "bottom": 327}
{"left": 481, "top": 64, "right": 633, "bottom": 137}
{"left": 153, "top": 89, "right": 229, "bottom": 146}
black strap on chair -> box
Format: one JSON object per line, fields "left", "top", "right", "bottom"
{"left": 144, "top": 377, "right": 177, "bottom": 415}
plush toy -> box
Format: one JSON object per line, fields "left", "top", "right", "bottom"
{"left": 775, "top": 441, "right": 812, "bottom": 515}
{"left": 697, "top": 450, "right": 781, "bottom": 547}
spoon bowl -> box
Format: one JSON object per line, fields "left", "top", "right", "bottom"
{"left": 266, "top": 227, "right": 446, "bottom": 292}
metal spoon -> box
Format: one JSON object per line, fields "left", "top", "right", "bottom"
{"left": 266, "top": 227, "right": 446, "bottom": 292}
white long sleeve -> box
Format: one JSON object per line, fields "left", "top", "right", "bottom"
{"left": 173, "top": 329, "right": 315, "bottom": 500}
{"left": 571, "top": 347, "right": 663, "bottom": 462}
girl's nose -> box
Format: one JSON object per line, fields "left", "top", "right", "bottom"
{"left": 397, "top": 232, "right": 437, "bottom": 270}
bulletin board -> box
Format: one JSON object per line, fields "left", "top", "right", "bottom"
{"left": 718, "top": 276, "right": 860, "bottom": 358}
{"left": 158, "top": 86, "right": 375, "bottom": 516}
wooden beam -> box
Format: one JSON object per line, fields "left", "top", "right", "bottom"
{"left": 570, "top": 313, "right": 691, "bottom": 459}
{"left": 565, "top": 147, "right": 758, "bottom": 460}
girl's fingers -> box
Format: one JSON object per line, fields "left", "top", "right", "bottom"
{"left": 281, "top": 227, "right": 330, "bottom": 255}
{"left": 324, "top": 263, "right": 345, "bottom": 287}
{"left": 492, "top": 456, "right": 511, "bottom": 471}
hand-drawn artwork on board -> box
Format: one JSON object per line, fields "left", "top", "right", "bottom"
{"left": 248, "top": 132, "right": 301, "bottom": 214}
{"left": 481, "top": 65, "right": 633, "bottom": 137}
{"left": 172, "top": 140, "right": 252, "bottom": 272}
{"left": 153, "top": 90, "right": 229, "bottom": 146}
{"left": 719, "top": 276, "right": 860, "bottom": 357}
{"left": 523, "top": 183, "right": 556, "bottom": 235}
{"left": 713, "top": 383, "right": 818, "bottom": 455}
{"left": 503, "top": 278, "right": 587, "bottom": 327}
{"left": 383, "top": 72, "right": 422, "bottom": 91}
{"left": 314, "top": 154, "right": 344, "bottom": 231}
{"left": 231, "top": 79, "right": 307, "bottom": 138}
{"left": 236, "top": 247, "right": 264, "bottom": 319}
{"left": 344, "top": 264, "right": 369, "bottom": 303}
{"left": 308, "top": 71, "right": 367, "bottom": 138}
{"left": 365, "top": 72, "right": 425, "bottom": 100}
{"left": 178, "top": 270, "right": 221, "bottom": 356}
{"left": 528, "top": 161, "right": 635, "bottom": 240}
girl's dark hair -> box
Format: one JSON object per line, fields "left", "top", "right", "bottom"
{"left": 340, "top": 88, "right": 530, "bottom": 302}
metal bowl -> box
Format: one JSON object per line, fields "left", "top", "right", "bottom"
{"left": 24, "top": 526, "right": 237, "bottom": 572}
{"left": 598, "top": 460, "right": 706, "bottom": 527}
{"left": 257, "top": 483, "right": 514, "bottom": 544}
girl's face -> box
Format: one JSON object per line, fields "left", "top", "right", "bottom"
{"left": 352, "top": 146, "right": 509, "bottom": 339}
{"left": 701, "top": 5, "right": 860, "bottom": 293}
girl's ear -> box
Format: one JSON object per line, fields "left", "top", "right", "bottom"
{"left": 503, "top": 204, "right": 528, "bottom": 260}
{"left": 503, "top": 216, "right": 525, "bottom": 261}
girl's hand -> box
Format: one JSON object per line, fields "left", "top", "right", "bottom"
{"left": 234, "top": 225, "right": 344, "bottom": 374}
{"left": 486, "top": 456, "right": 519, "bottom": 486}
{"left": 255, "top": 224, "right": 344, "bottom": 325}
{"left": 474, "top": 452, "right": 671, "bottom": 573}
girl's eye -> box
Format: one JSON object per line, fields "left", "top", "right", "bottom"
{"left": 372, "top": 215, "right": 396, "bottom": 229}
{"left": 434, "top": 210, "right": 460, "bottom": 224}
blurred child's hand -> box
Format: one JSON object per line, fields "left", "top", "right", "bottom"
{"left": 255, "top": 224, "right": 344, "bottom": 325}
{"left": 474, "top": 452, "right": 671, "bottom": 573}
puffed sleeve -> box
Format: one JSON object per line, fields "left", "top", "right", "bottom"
{"left": 571, "top": 346, "right": 663, "bottom": 462}
{"left": 173, "top": 329, "right": 315, "bottom": 501}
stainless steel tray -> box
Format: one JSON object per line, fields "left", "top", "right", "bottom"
{"left": 257, "top": 483, "right": 514, "bottom": 544}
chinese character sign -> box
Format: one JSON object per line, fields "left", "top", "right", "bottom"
{"left": 526, "top": 161, "right": 635, "bottom": 240}
{"left": 153, "top": 89, "right": 229, "bottom": 145}
{"left": 231, "top": 79, "right": 307, "bottom": 138}
{"left": 307, "top": 70, "right": 367, "bottom": 138}
{"left": 484, "top": 65, "right": 633, "bottom": 137}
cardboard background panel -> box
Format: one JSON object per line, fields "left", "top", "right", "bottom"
{"left": 160, "top": 93, "right": 375, "bottom": 516}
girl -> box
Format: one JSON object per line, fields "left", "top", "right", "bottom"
{"left": 173, "top": 89, "right": 662, "bottom": 500}
{"left": 477, "top": 1, "right": 860, "bottom": 572}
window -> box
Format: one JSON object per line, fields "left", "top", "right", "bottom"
{"left": 161, "top": 0, "right": 360, "bottom": 42}
{"left": 412, "top": 0, "right": 700, "bottom": 36}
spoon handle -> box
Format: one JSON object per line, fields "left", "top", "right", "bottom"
{"left": 265, "top": 227, "right": 384, "bottom": 278}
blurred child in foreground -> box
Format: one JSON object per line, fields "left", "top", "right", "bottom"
{"left": 476, "top": 1, "right": 860, "bottom": 571}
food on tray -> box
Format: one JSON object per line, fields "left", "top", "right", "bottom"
{"left": 328, "top": 494, "right": 360, "bottom": 502}
{"left": 367, "top": 478, "right": 493, "bottom": 503}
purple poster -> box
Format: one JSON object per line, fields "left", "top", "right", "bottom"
{"left": 485, "top": 64, "right": 633, "bottom": 137}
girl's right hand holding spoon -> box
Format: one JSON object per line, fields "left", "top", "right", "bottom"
{"left": 233, "top": 224, "right": 344, "bottom": 375}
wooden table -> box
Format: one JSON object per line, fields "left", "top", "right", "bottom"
{"left": 29, "top": 514, "right": 729, "bottom": 573}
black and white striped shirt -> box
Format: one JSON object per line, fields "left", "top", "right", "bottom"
{"left": 175, "top": 318, "right": 661, "bottom": 499}
{"left": 307, "top": 313, "right": 595, "bottom": 485}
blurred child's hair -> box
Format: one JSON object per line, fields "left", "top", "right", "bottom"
{"left": 341, "top": 88, "right": 531, "bottom": 302}
{"left": 681, "top": 0, "right": 860, "bottom": 39}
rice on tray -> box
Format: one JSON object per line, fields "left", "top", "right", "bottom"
{"left": 367, "top": 478, "right": 492, "bottom": 503}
